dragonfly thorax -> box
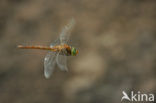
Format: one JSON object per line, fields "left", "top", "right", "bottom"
{"left": 55, "top": 44, "right": 78, "bottom": 56}
{"left": 58, "top": 48, "right": 71, "bottom": 56}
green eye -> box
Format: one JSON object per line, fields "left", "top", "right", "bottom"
{"left": 71, "top": 47, "right": 77, "bottom": 56}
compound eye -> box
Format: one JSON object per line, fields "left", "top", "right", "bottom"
{"left": 71, "top": 47, "right": 77, "bottom": 56}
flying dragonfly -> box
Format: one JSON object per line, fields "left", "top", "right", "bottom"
{"left": 18, "top": 18, "right": 78, "bottom": 79}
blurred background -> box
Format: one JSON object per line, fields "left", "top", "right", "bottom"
{"left": 0, "top": 0, "right": 156, "bottom": 103}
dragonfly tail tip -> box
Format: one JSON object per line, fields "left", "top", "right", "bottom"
{"left": 17, "top": 45, "right": 23, "bottom": 48}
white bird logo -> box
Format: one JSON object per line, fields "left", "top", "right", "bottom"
{"left": 121, "top": 91, "right": 131, "bottom": 101}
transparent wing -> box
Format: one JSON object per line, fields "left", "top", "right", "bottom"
{"left": 56, "top": 54, "right": 68, "bottom": 72}
{"left": 60, "top": 18, "right": 75, "bottom": 44}
{"left": 50, "top": 38, "right": 60, "bottom": 47}
{"left": 44, "top": 52, "right": 57, "bottom": 79}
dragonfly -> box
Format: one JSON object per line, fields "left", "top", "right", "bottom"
{"left": 18, "top": 18, "right": 78, "bottom": 79}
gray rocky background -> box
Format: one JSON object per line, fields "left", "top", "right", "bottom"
{"left": 0, "top": 0, "right": 156, "bottom": 103}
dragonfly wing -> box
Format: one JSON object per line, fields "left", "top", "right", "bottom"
{"left": 60, "top": 18, "right": 75, "bottom": 44}
{"left": 44, "top": 52, "right": 57, "bottom": 79}
{"left": 50, "top": 38, "right": 60, "bottom": 47}
{"left": 56, "top": 54, "right": 68, "bottom": 72}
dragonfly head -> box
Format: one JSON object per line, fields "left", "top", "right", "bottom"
{"left": 71, "top": 47, "right": 78, "bottom": 56}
